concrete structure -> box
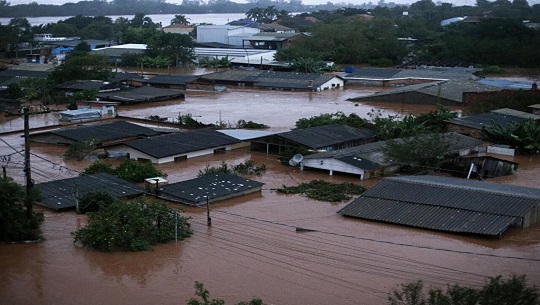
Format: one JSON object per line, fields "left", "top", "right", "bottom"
{"left": 162, "top": 24, "right": 194, "bottom": 35}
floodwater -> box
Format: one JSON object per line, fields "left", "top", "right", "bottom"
{"left": 1, "top": 87, "right": 539, "bottom": 305}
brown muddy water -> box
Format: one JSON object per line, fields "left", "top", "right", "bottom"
{"left": 0, "top": 87, "right": 539, "bottom": 305}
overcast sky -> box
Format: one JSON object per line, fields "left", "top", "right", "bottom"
{"left": 7, "top": 0, "right": 540, "bottom": 7}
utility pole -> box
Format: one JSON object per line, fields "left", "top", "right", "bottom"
{"left": 23, "top": 107, "right": 33, "bottom": 219}
{"left": 6, "top": 107, "right": 51, "bottom": 219}
{"left": 206, "top": 197, "right": 211, "bottom": 226}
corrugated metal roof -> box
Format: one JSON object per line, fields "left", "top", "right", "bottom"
{"left": 141, "top": 74, "right": 199, "bottom": 85}
{"left": 338, "top": 197, "right": 516, "bottom": 235}
{"left": 446, "top": 111, "right": 528, "bottom": 130}
{"left": 343, "top": 67, "right": 480, "bottom": 80}
{"left": 200, "top": 70, "right": 339, "bottom": 89}
{"left": 159, "top": 173, "right": 264, "bottom": 204}
{"left": 338, "top": 175, "right": 540, "bottom": 235}
{"left": 56, "top": 80, "right": 108, "bottom": 90}
{"left": 123, "top": 128, "right": 240, "bottom": 159}
{"left": 30, "top": 121, "right": 161, "bottom": 143}
{"left": 350, "top": 79, "right": 499, "bottom": 103}
{"left": 96, "top": 86, "right": 184, "bottom": 104}
{"left": 35, "top": 173, "right": 146, "bottom": 210}
{"left": 278, "top": 124, "right": 377, "bottom": 149}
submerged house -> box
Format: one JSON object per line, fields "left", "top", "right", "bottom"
{"left": 111, "top": 128, "right": 240, "bottom": 164}
{"left": 196, "top": 70, "right": 344, "bottom": 92}
{"left": 34, "top": 173, "right": 146, "bottom": 211}
{"left": 29, "top": 120, "right": 161, "bottom": 147}
{"left": 250, "top": 124, "right": 377, "bottom": 154}
{"left": 338, "top": 175, "right": 540, "bottom": 236}
{"left": 158, "top": 173, "right": 264, "bottom": 206}
{"left": 299, "top": 132, "right": 483, "bottom": 180}
{"left": 96, "top": 86, "right": 185, "bottom": 104}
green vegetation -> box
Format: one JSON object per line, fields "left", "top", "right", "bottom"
{"left": 177, "top": 113, "right": 208, "bottom": 128}
{"left": 236, "top": 119, "right": 269, "bottom": 129}
{"left": 63, "top": 139, "right": 98, "bottom": 161}
{"left": 72, "top": 198, "right": 191, "bottom": 251}
{"left": 384, "top": 133, "right": 452, "bottom": 167}
{"left": 482, "top": 119, "right": 540, "bottom": 153}
{"left": 77, "top": 191, "right": 116, "bottom": 214}
{"left": 278, "top": 147, "right": 314, "bottom": 166}
{"left": 295, "top": 112, "right": 371, "bottom": 129}
{"left": 199, "top": 56, "right": 233, "bottom": 69}
{"left": 0, "top": 178, "right": 43, "bottom": 243}
{"left": 49, "top": 44, "right": 113, "bottom": 84}
{"left": 82, "top": 159, "right": 166, "bottom": 183}
{"left": 389, "top": 274, "right": 538, "bottom": 305}
{"left": 277, "top": 180, "right": 365, "bottom": 202}
{"left": 187, "top": 281, "right": 264, "bottom": 305}
{"left": 197, "top": 160, "right": 267, "bottom": 177}
{"left": 245, "top": 6, "right": 289, "bottom": 23}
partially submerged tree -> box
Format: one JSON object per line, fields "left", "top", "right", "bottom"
{"left": 277, "top": 180, "right": 366, "bottom": 202}
{"left": 384, "top": 133, "right": 452, "bottom": 168}
{"left": 63, "top": 139, "right": 97, "bottom": 161}
{"left": 187, "top": 281, "right": 264, "bottom": 305}
{"left": 81, "top": 159, "right": 165, "bottom": 183}
{"left": 0, "top": 178, "right": 43, "bottom": 242}
{"left": 72, "top": 198, "right": 192, "bottom": 251}
{"left": 388, "top": 274, "right": 538, "bottom": 305}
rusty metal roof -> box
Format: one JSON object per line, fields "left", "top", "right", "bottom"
{"left": 338, "top": 175, "right": 540, "bottom": 236}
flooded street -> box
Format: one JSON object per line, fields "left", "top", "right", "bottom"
{"left": 1, "top": 86, "right": 539, "bottom": 305}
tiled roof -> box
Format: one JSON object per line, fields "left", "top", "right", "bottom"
{"left": 338, "top": 175, "right": 540, "bottom": 235}
{"left": 278, "top": 124, "right": 377, "bottom": 149}
{"left": 30, "top": 121, "right": 161, "bottom": 144}
{"left": 123, "top": 128, "right": 240, "bottom": 159}
{"left": 159, "top": 173, "right": 264, "bottom": 205}
{"left": 35, "top": 173, "right": 146, "bottom": 210}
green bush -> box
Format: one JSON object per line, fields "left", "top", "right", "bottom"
{"left": 81, "top": 159, "right": 165, "bottom": 183}
{"left": 236, "top": 119, "right": 269, "bottom": 129}
{"left": 72, "top": 198, "right": 192, "bottom": 251}
{"left": 197, "top": 160, "right": 267, "bottom": 177}
{"left": 277, "top": 180, "right": 366, "bottom": 202}
{"left": 78, "top": 191, "right": 116, "bottom": 214}
{"left": 0, "top": 178, "right": 44, "bottom": 242}
{"left": 368, "top": 58, "right": 394, "bottom": 67}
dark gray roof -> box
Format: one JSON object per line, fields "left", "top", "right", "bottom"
{"left": 446, "top": 111, "right": 529, "bottom": 130}
{"left": 30, "top": 121, "right": 161, "bottom": 144}
{"left": 338, "top": 175, "right": 540, "bottom": 235}
{"left": 246, "top": 32, "right": 299, "bottom": 41}
{"left": 336, "top": 155, "right": 383, "bottom": 170}
{"left": 159, "top": 173, "right": 264, "bottom": 205}
{"left": 200, "top": 70, "right": 339, "bottom": 89}
{"left": 279, "top": 124, "right": 377, "bottom": 149}
{"left": 123, "top": 128, "right": 240, "bottom": 159}
{"left": 96, "top": 86, "right": 184, "bottom": 104}
{"left": 108, "top": 72, "right": 142, "bottom": 83}
{"left": 0, "top": 69, "right": 50, "bottom": 79}
{"left": 140, "top": 74, "right": 199, "bottom": 85}
{"left": 343, "top": 67, "right": 481, "bottom": 81}
{"left": 35, "top": 173, "right": 146, "bottom": 210}
{"left": 56, "top": 80, "right": 109, "bottom": 90}
{"left": 349, "top": 79, "right": 499, "bottom": 104}
{"left": 46, "top": 39, "right": 111, "bottom": 47}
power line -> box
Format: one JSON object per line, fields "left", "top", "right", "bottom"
{"left": 214, "top": 210, "right": 540, "bottom": 262}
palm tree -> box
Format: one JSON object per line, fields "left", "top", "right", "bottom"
{"left": 171, "top": 14, "right": 190, "bottom": 25}
{"left": 245, "top": 7, "right": 265, "bottom": 22}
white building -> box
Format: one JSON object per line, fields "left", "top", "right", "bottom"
{"left": 196, "top": 25, "right": 260, "bottom": 46}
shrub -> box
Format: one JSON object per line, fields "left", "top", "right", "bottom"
{"left": 78, "top": 191, "right": 116, "bottom": 214}
{"left": 236, "top": 119, "right": 269, "bottom": 129}
{"left": 197, "top": 160, "right": 267, "bottom": 177}
{"left": 82, "top": 159, "right": 165, "bottom": 183}
{"left": 72, "top": 198, "right": 192, "bottom": 251}
{"left": 63, "top": 139, "right": 97, "bottom": 160}
{"left": 277, "top": 180, "right": 366, "bottom": 202}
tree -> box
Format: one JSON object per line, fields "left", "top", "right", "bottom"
{"left": 63, "top": 139, "right": 98, "bottom": 161}
{"left": 388, "top": 275, "right": 538, "bottom": 305}
{"left": 0, "top": 177, "right": 43, "bottom": 243}
{"left": 384, "top": 133, "right": 452, "bottom": 167}
{"left": 49, "top": 53, "right": 112, "bottom": 84}
{"left": 77, "top": 191, "right": 116, "bottom": 214}
{"left": 146, "top": 31, "right": 194, "bottom": 66}
{"left": 72, "top": 198, "right": 192, "bottom": 251}
{"left": 111, "top": 158, "right": 165, "bottom": 183}
{"left": 171, "top": 14, "right": 190, "bottom": 25}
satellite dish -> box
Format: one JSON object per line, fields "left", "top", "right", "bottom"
{"left": 292, "top": 154, "right": 304, "bottom": 163}
{"left": 289, "top": 159, "right": 298, "bottom": 167}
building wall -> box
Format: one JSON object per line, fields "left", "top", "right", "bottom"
{"left": 354, "top": 91, "right": 458, "bottom": 106}
{"left": 522, "top": 204, "right": 539, "bottom": 228}
{"left": 197, "top": 26, "right": 258, "bottom": 45}
{"left": 301, "top": 158, "right": 366, "bottom": 179}
{"left": 318, "top": 77, "right": 344, "bottom": 91}
{"left": 117, "top": 145, "right": 233, "bottom": 164}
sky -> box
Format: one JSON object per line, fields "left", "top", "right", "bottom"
{"left": 6, "top": 0, "right": 540, "bottom": 7}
